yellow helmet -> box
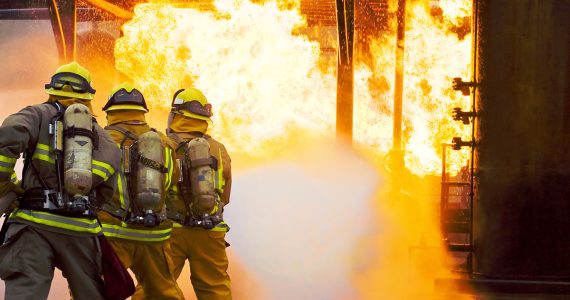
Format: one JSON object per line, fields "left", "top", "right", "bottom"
{"left": 170, "top": 88, "right": 212, "bottom": 121}
{"left": 45, "top": 61, "right": 95, "bottom": 100}
{"left": 103, "top": 82, "right": 148, "bottom": 112}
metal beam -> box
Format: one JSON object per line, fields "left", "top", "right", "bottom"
{"left": 391, "top": 0, "right": 406, "bottom": 170}
{"left": 47, "top": 0, "right": 76, "bottom": 63}
{"left": 335, "top": 0, "right": 355, "bottom": 143}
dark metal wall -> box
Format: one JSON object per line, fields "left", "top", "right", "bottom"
{"left": 473, "top": 0, "right": 570, "bottom": 279}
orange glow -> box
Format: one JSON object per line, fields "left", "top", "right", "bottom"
{"left": 114, "top": 1, "right": 473, "bottom": 297}
{"left": 115, "top": 0, "right": 471, "bottom": 176}
{"left": 82, "top": 0, "right": 134, "bottom": 19}
{"left": 356, "top": 0, "right": 472, "bottom": 175}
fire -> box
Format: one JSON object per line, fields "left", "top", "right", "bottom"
{"left": 113, "top": 0, "right": 473, "bottom": 298}
{"left": 115, "top": 0, "right": 471, "bottom": 176}
{"left": 115, "top": 0, "right": 336, "bottom": 153}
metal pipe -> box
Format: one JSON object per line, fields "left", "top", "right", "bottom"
{"left": 335, "top": 0, "right": 355, "bottom": 143}
{"left": 48, "top": 0, "right": 76, "bottom": 63}
{"left": 392, "top": 0, "right": 406, "bottom": 168}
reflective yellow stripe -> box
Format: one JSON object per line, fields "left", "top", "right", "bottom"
{"left": 0, "top": 166, "right": 14, "bottom": 173}
{"left": 10, "top": 172, "right": 18, "bottom": 183}
{"left": 37, "top": 144, "right": 50, "bottom": 151}
{"left": 92, "top": 169, "right": 108, "bottom": 181}
{"left": 165, "top": 147, "right": 173, "bottom": 190}
{"left": 10, "top": 209, "right": 102, "bottom": 234}
{"left": 117, "top": 172, "right": 126, "bottom": 209}
{"left": 92, "top": 160, "right": 115, "bottom": 175}
{"left": 0, "top": 154, "right": 17, "bottom": 172}
{"left": 92, "top": 159, "right": 115, "bottom": 181}
{"left": 101, "top": 223, "right": 172, "bottom": 241}
{"left": 33, "top": 143, "right": 55, "bottom": 164}
{"left": 32, "top": 153, "right": 55, "bottom": 164}
{"left": 0, "top": 154, "right": 17, "bottom": 164}
{"left": 217, "top": 149, "right": 225, "bottom": 192}
{"left": 211, "top": 221, "right": 229, "bottom": 232}
{"left": 173, "top": 222, "right": 183, "bottom": 228}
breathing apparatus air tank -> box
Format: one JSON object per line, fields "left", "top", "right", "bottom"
{"left": 135, "top": 131, "right": 164, "bottom": 227}
{"left": 63, "top": 103, "right": 93, "bottom": 213}
{"left": 186, "top": 137, "right": 217, "bottom": 217}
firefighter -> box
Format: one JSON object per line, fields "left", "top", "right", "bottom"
{"left": 0, "top": 61, "right": 121, "bottom": 299}
{"left": 98, "top": 82, "right": 184, "bottom": 300}
{"left": 133, "top": 87, "right": 232, "bottom": 300}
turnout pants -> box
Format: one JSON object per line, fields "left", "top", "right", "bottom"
{"left": 133, "top": 227, "right": 231, "bottom": 300}
{"left": 0, "top": 223, "right": 105, "bottom": 300}
{"left": 108, "top": 237, "right": 184, "bottom": 300}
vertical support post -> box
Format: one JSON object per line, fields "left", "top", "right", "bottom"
{"left": 48, "top": 0, "right": 77, "bottom": 63}
{"left": 335, "top": 0, "right": 355, "bottom": 143}
{"left": 391, "top": 0, "right": 406, "bottom": 170}
{"left": 441, "top": 143, "right": 448, "bottom": 241}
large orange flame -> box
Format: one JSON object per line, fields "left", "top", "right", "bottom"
{"left": 115, "top": 0, "right": 471, "bottom": 176}
{"left": 114, "top": 1, "right": 473, "bottom": 297}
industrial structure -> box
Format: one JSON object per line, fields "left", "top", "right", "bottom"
{"left": 438, "top": 0, "right": 570, "bottom": 297}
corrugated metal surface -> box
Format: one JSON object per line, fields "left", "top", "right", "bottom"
{"left": 300, "top": 0, "right": 389, "bottom": 28}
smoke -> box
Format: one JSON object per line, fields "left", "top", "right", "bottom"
{"left": 220, "top": 134, "right": 381, "bottom": 299}
{"left": 0, "top": 20, "right": 59, "bottom": 119}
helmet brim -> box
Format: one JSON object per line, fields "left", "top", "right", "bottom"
{"left": 104, "top": 104, "right": 148, "bottom": 112}
{"left": 177, "top": 110, "right": 211, "bottom": 121}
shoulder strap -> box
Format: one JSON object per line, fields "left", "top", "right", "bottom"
{"left": 172, "top": 132, "right": 207, "bottom": 153}
{"left": 45, "top": 101, "right": 65, "bottom": 124}
{"left": 170, "top": 134, "right": 187, "bottom": 154}
{"left": 105, "top": 125, "right": 139, "bottom": 147}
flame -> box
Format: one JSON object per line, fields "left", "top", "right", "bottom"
{"left": 115, "top": 0, "right": 471, "bottom": 176}
{"left": 111, "top": 0, "right": 475, "bottom": 299}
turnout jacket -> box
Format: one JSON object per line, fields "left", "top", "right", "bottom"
{"left": 0, "top": 101, "right": 120, "bottom": 236}
{"left": 167, "top": 131, "right": 232, "bottom": 231}
{"left": 98, "top": 122, "right": 178, "bottom": 242}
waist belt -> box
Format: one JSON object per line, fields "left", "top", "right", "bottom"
{"left": 166, "top": 210, "right": 185, "bottom": 225}
{"left": 100, "top": 203, "right": 128, "bottom": 220}
{"left": 19, "top": 188, "right": 96, "bottom": 218}
{"left": 165, "top": 210, "right": 223, "bottom": 229}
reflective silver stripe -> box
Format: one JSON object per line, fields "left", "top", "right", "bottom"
{"left": 10, "top": 209, "right": 101, "bottom": 234}
{"left": 101, "top": 223, "right": 171, "bottom": 241}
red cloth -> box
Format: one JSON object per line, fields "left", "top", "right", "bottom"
{"left": 98, "top": 235, "right": 135, "bottom": 300}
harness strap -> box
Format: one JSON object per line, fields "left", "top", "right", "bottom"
{"left": 104, "top": 125, "right": 139, "bottom": 146}
{"left": 189, "top": 157, "right": 218, "bottom": 170}
{"left": 137, "top": 154, "right": 168, "bottom": 173}
{"left": 65, "top": 126, "right": 99, "bottom": 149}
